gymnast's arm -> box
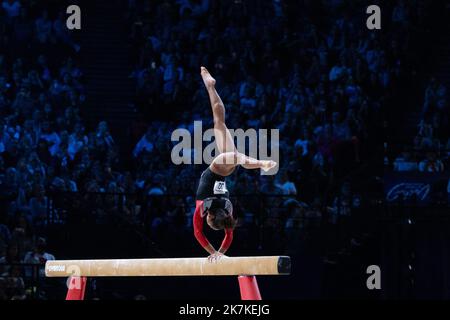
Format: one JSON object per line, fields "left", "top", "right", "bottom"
{"left": 218, "top": 228, "right": 233, "bottom": 254}
{"left": 193, "top": 203, "right": 217, "bottom": 255}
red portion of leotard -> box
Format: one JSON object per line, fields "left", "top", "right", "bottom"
{"left": 221, "top": 228, "right": 233, "bottom": 252}
{"left": 193, "top": 200, "right": 234, "bottom": 251}
{"left": 193, "top": 200, "right": 209, "bottom": 248}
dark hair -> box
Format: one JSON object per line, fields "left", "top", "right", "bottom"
{"left": 207, "top": 208, "right": 237, "bottom": 230}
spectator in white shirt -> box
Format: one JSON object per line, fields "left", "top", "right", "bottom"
{"left": 23, "top": 237, "right": 55, "bottom": 277}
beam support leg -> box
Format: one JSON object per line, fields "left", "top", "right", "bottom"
{"left": 66, "top": 276, "right": 87, "bottom": 300}
{"left": 238, "top": 276, "right": 262, "bottom": 300}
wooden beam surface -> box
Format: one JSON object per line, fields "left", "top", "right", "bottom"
{"left": 45, "top": 256, "right": 291, "bottom": 277}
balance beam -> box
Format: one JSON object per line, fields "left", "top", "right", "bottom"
{"left": 45, "top": 256, "right": 291, "bottom": 277}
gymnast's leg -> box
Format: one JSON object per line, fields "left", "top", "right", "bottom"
{"left": 201, "top": 66, "right": 236, "bottom": 155}
{"left": 200, "top": 67, "right": 276, "bottom": 175}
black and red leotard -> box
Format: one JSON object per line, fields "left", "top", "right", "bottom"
{"left": 193, "top": 167, "right": 234, "bottom": 252}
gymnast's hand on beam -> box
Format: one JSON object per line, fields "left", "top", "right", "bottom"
{"left": 207, "top": 252, "right": 225, "bottom": 263}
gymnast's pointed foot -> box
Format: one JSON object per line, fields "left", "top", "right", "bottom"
{"left": 201, "top": 66, "right": 216, "bottom": 89}
{"left": 261, "top": 160, "right": 277, "bottom": 172}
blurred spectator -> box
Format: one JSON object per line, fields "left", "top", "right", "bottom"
{"left": 418, "top": 151, "right": 444, "bottom": 172}
{"left": 2, "top": 0, "right": 21, "bottom": 20}
{"left": 23, "top": 237, "right": 54, "bottom": 277}
{"left": 133, "top": 127, "right": 154, "bottom": 157}
{"left": 393, "top": 150, "right": 418, "bottom": 172}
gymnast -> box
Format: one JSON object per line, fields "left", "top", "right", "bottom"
{"left": 194, "top": 67, "right": 277, "bottom": 262}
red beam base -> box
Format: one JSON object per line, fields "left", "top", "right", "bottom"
{"left": 238, "top": 276, "right": 262, "bottom": 300}
{"left": 66, "top": 276, "right": 87, "bottom": 300}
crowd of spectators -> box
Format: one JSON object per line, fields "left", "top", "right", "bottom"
{"left": 126, "top": 0, "right": 437, "bottom": 237}
{"left": 0, "top": 0, "right": 109, "bottom": 299}
{"left": 393, "top": 76, "right": 449, "bottom": 172}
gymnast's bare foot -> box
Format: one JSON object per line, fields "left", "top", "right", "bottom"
{"left": 201, "top": 66, "right": 216, "bottom": 89}
{"left": 261, "top": 160, "right": 277, "bottom": 172}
